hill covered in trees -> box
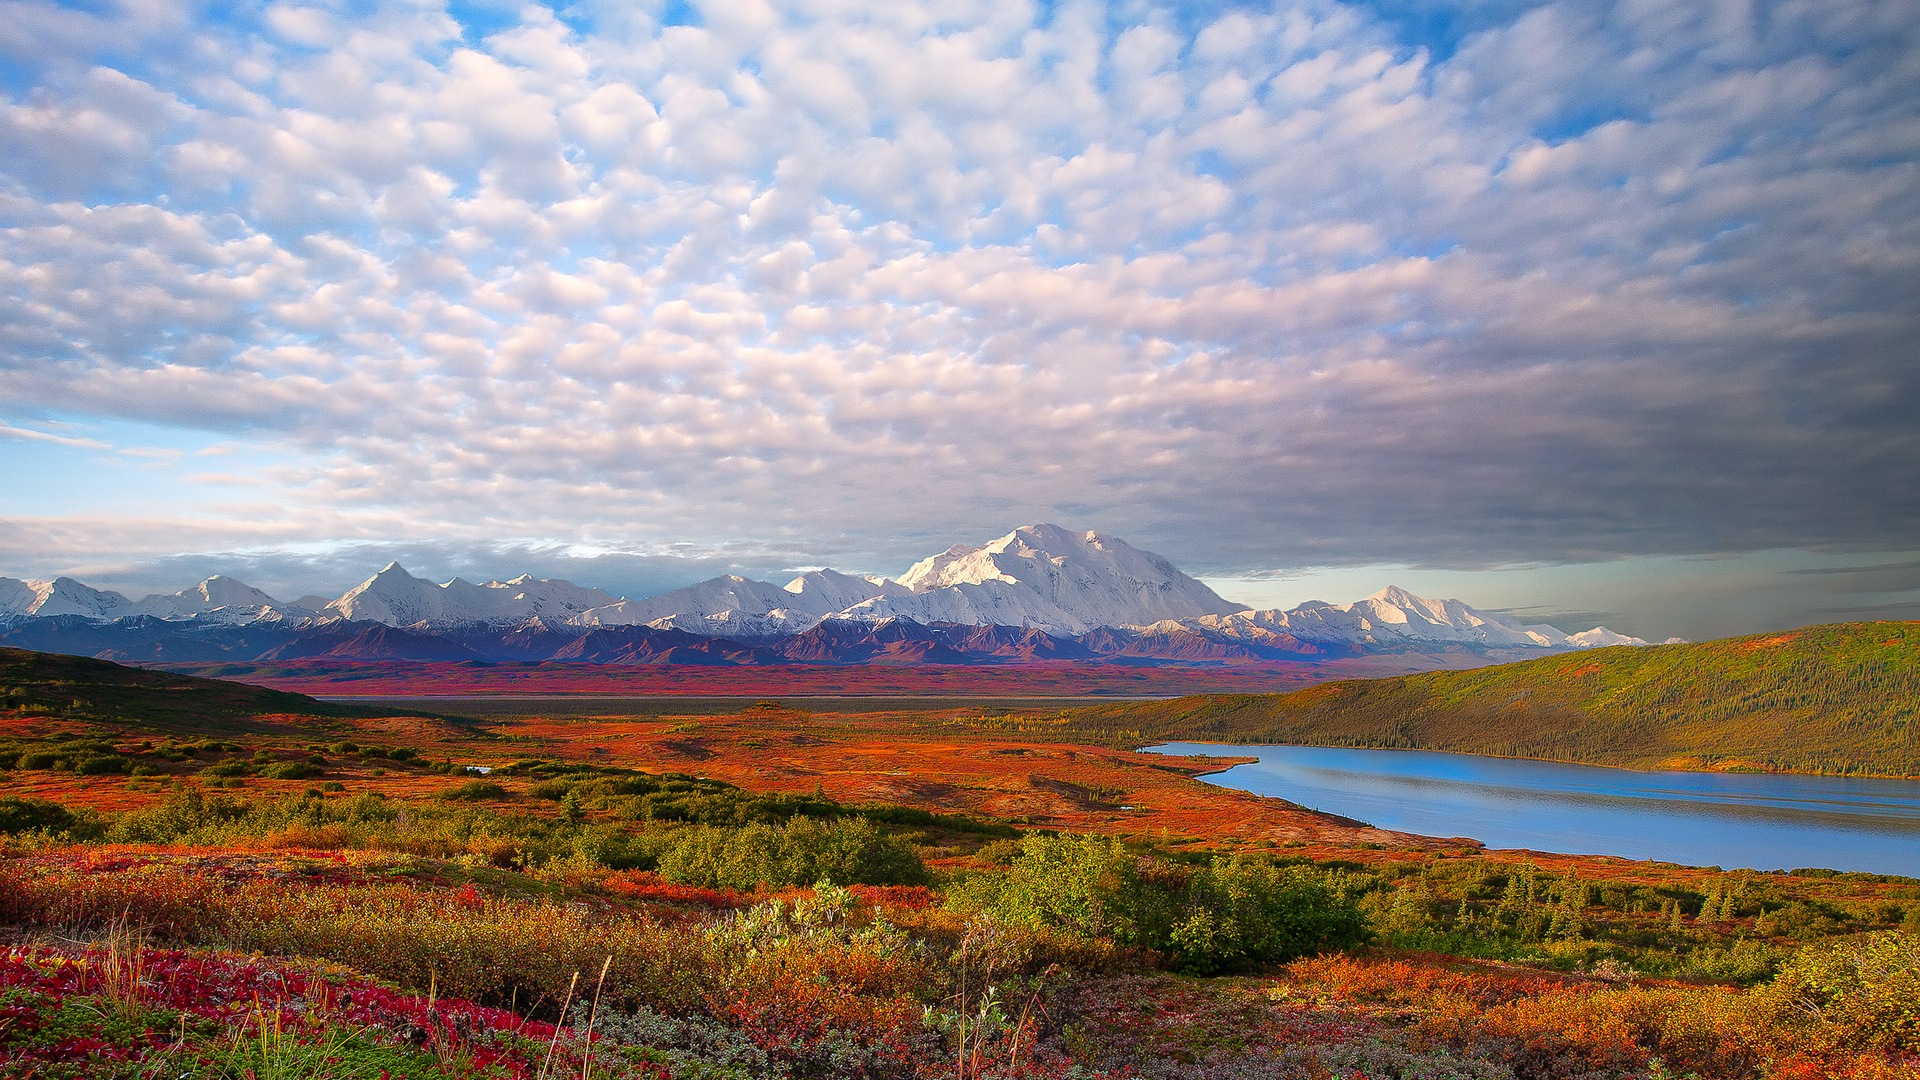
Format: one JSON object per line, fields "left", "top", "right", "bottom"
{"left": 1070, "top": 622, "right": 1920, "bottom": 776}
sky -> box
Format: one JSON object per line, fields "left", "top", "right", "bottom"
{"left": 1, "top": 0, "right": 1916, "bottom": 642}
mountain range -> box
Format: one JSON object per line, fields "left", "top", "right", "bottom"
{"left": 0, "top": 524, "right": 1654, "bottom": 666}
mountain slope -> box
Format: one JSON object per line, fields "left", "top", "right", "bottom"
{"left": 1180, "top": 586, "right": 1639, "bottom": 651}
{"left": 0, "top": 576, "right": 133, "bottom": 619}
{"left": 0, "top": 646, "right": 395, "bottom": 731}
{"left": 129, "top": 575, "right": 305, "bottom": 623}
{"left": 857, "top": 524, "right": 1244, "bottom": 635}
{"left": 1072, "top": 622, "right": 1920, "bottom": 776}
{"left": 324, "top": 564, "right": 623, "bottom": 627}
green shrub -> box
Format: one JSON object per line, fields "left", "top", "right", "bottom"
{"left": 263, "top": 762, "right": 324, "bottom": 780}
{"left": 1170, "top": 855, "right": 1371, "bottom": 973}
{"left": 0, "top": 797, "right": 76, "bottom": 835}
{"left": 978, "top": 835, "right": 1369, "bottom": 972}
{"left": 75, "top": 754, "right": 130, "bottom": 775}
{"left": 1765, "top": 930, "right": 1920, "bottom": 1051}
{"left": 989, "top": 833, "right": 1169, "bottom": 945}
{"left": 107, "top": 787, "right": 253, "bottom": 844}
{"left": 658, "top": 817, "right": 928, "bottom": 890}
{"left": 17, "top": 752, "right": 57, "bottom": 770}
{"left": 200, "top": 761, "right": 250, "bottom": 777}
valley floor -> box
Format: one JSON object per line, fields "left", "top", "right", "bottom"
{"left": 3, "top": 691, "right": 1917, "bottom": 1078}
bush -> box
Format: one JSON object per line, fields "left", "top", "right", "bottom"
{"left": 1170, "top": 855, "right": 1372, "bottom": 973}
{"left": 262, "top": 762, "right": 324, "bottom": 780}
{"left": 105, "top": 786, "right": 259, "bottom": 843}
{"left": 0, "top": 797, "right": 75, "bottom": 835}
{"left": 989, "top": 833, "right": 1170, "bottom": 945}
{"left": 658, "top": 817, "right": 928, "bottom": 890}
{"left": 1765, "top": 930, "right": 1920, "bottom": 1051}
{"left": 978, "top": 836, "right": 1369, "bottom": 972}
{"left": 74, "top": 754, "right": 129, "bottom": 775}
{"left": 17, "top": 752, "right": 57, "bottom": 770}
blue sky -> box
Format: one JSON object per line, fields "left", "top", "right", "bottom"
{"left": 2, "top": 0, "right": 1916, "bottom": 641}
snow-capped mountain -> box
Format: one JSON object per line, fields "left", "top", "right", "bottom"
{"left": 852, "top": 524, "right": 1243, "bottom": 635}
{"left": 129, "top": 575, "right": 311, "bottom": 624}
{"left": 0, "top": 576, "right": 134, "bottom": 620}
{"left": 1163, "top": 585, "right": 1648, "bottom": 652}
{"left": 578, "top": 574, "right": 816, "bottom": 637}
{"left": 783, "top": 568, "right": 909, "bottom": 612}
{"left": 577, "top": 568, "right": 907, "bottom": 637}
{"left": 0, "top": 525, "right": 1654, "bottom": 653}
{"left": 325, "top": 564, "right": 622, "bottom": 628}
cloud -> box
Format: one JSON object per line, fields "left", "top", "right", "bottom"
{"left": 0, "top": 0, "right": 1914, "bottom": 629}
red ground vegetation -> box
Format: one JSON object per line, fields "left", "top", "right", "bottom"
{"left": 153, "top": 654, "right": 1476, "bottom": 697}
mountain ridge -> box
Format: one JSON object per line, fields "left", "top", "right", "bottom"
{"left": 0, "top": 525, "right": 1652, "bottom": 659}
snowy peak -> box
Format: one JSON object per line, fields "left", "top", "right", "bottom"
{"left": 782, "top": 569, "right": 905, "bottom": 612}
{"left": 0, "top": 576, "right": 134, "bottom": 619}
{"left": 1566, "top": 626, "right": 1647, "bottom": 648}
{"left": 130, "top": 575, "right": 302, "bottom": 624}
{"left": 0, "top": 577, "right": 42, "bottom": 618}
{"left": 1186, "top": 586, "right": 1647, "bottom": 651}
{"left": 325, "top": 563, "right": 442, "bottom": 625}
{"left": 0, "top": 532, "right": 1659, "bottom": 651}
{"left": 898, "top": 543, "right": 994, "bottom": 591}
{"left": 870, "top": 524, "right": 1242, "bottom": 635}
{"left": 327, "top": 564, "right": 623, "bottom": 628}
{"left": 576, "top": 574, "right": 813, "bottom": 637}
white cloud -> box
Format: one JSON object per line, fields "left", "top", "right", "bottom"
{"left": 0, "top": 0, "right": 1913, "bottom": 629}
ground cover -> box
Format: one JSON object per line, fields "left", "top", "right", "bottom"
{"left": 1067, "top": 622, "right": 1920, "bottom": 776}
{"left": 3, "top": 653, "right": 1918, "bottom": 1077}
{"left": 151, "top": 652, "right": 1482, "bottom": 698}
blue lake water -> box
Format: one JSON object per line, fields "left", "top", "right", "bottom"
{"left": 1145, "top": 743, "right": 1920, "bottom": 877}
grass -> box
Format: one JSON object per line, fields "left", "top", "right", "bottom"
{"left": 0, "top": 646, "right": 430, "bottom": 736}
{"left": 1063, "top": 621, "right": 1920, "bottom": 776}
{"left": 4, "top": 644, "right": 1920, "bottom": 1077}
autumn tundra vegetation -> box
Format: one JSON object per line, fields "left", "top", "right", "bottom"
{"left": 0, "top": 645, "right": 1917, "bottom": 1078}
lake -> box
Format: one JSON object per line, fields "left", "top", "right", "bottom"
{"left": 1145, "top": 743, "right": 1920, "bottom": 877}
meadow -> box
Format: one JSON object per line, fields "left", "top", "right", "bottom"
{"left": 2, "top": 646, "right": 1917, "bottom": 1078}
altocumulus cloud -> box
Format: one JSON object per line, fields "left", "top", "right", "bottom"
{"left": 0, "top": 0, "right": 1916, "bottom": 586}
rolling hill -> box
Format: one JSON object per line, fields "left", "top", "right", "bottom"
{"left": 1070, "top": 622, "right": 1920, "bottom": 776}
{"left": 0, "top": 645, "right": 406, "bottom": 734}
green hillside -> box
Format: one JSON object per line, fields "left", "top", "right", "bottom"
{"left": 0, "top": 646, "right": 399, "bottom": 733}
{"left": 1072, "top": 622, "right": 1920, "bottom": 777}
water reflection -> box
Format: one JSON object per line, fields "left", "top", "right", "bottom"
{"left": 1145, "top": 743, "right": 1920, "bottom": 876}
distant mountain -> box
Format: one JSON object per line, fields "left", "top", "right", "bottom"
{"left": 1171, "top": 585, "right": 1643, "bottom": 653}
{"left": 0, "top": 576, "right": 134, "bottom": 620}
{"left": 0, "top": 525, "right": 1653, "bottom": 665}
{"left": 845, "top": 524, "right": 1244, "bottom": 635}
{"left": 1068, "top": 622, "right": 1920, "bottom": 777}
{"left": 255, "top": 622, "right": 486, "bottom": 662}
{"left": 576, "top": 574, "right": 827, "bottom": 637}
{"left": 129, "top": 575, "right": 308, "bottom": 624}
{"left": 326, "top": 563, "right": 621, "bottom": 627}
